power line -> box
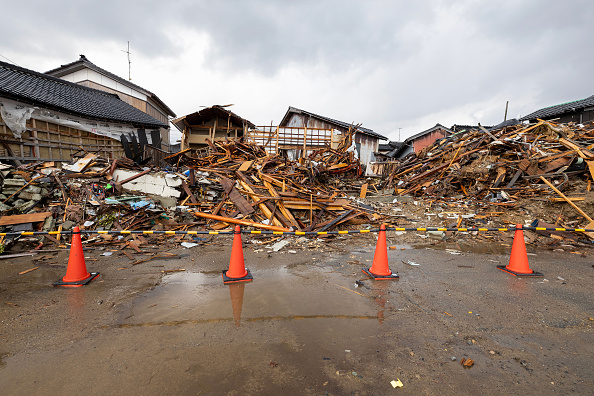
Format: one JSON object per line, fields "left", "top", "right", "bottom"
{"left": 0, "top": 53, "right": 19, "bottom": 66}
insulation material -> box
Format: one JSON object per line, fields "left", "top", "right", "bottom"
{"left": 0, "top": 98, "right": 156, "bottom": 143}
{"left": 0, "top": 100, "right": 35, "bottom": 138}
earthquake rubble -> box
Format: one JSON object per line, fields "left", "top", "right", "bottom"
{"left": 1, "top": 120, "right": 594, "bottom": 258}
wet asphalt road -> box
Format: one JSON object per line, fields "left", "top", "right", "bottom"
{"left": 0, "top": 234, "right": 592, "bottom": 395}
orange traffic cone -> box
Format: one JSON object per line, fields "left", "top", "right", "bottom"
{"left": 54, "top": 226, "right": 99, "bottom": 287}
{"left": 498, "top": 224, "right": 542, "bottom": 276}
{"left": 222, "top": 226, "right": 253, "bottom": 284}
{"left": 363, "top": 224, "right": 399, "bottom": 280}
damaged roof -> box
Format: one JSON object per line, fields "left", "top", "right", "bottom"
{"left": 520, "top": 95, "right": 594, "bottom": 122}
{"left": 0, "top": 60, "right": 167, "bottom": 129}
{"left": 172, "top": 105, "right": 255, "bottom": 132}
{"left": 378, "top": 141, "right": 404, "bottom": 152}
{"left": 280, "top": 107, "right": 388, "bottom": 140}
{"left": 45, "top": 55, "right": 176, "bottom": 117}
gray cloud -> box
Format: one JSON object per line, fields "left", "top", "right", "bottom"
{"left": 1, "top": 1, "right": 593, "bottom": 140}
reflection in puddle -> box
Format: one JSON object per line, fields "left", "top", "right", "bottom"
{"left": 415, "top": 242, "right": 508, "bottom": 255}
{"left": 372, "top": 282, "right": 390, "bottom": 324}
{"left": 228, "top": 283, "right": 245, "bottom": 327}
{"left": 118, "top": 267, "right": 388, "bottom": 329}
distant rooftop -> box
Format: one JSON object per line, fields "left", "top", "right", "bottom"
{"left": 280, "top": 106, "right": 388, "bottom": 140}
{"left": 520, "top": 95, "right": 594, "bottom": 121}
{"left": 404, "top": 123, "right": 453, "bottom": 142}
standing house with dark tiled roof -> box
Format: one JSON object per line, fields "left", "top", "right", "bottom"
{"left": 278, "top": 107, "right": 388, "bottom": 171}
{"left": 0, "top": 60, "right": 167, "bottom": 163}
{"left": 45, "top": 55, "right": 176, "bottom": 151}
{"left": 520, "top": 95, "right": 594, "bottom": 124}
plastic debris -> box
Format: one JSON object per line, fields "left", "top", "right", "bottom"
{"left": 391, "top": 379, "right": 403, "bottom": 388}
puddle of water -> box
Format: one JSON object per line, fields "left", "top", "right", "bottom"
{"left": 118, "top": 265, "right": 396, "bottom": 328}
{"left": 415, "top": 242, "right": 508, "bottom": 255}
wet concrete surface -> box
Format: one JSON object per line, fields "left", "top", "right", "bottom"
{"left": 0, "top": 234, "right": 592, "bottom": 395}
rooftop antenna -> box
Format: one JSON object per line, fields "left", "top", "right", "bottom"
{"left": 121, "top": 41, "right": 131, "bottom": 81}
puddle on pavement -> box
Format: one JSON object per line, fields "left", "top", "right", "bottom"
{"left": 116, "top": 263, "right": 398, "bottom": 328}
{"left": 350, "top": 244, "right": 412, "bottom": 256}
{"left": 415, "top": 242, "right": 508, "bottom": 255}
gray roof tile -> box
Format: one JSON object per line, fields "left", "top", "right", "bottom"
{"left": 520, "top": 95, "right": 594, "bottom": 121}
{"left": 0, "top": 60, "right": 167, "bottom": 129}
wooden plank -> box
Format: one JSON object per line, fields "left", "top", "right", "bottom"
{"left": 540, "top": 176, "right": 594, "bottom": 239}
{"left": 0, "top": 212, "right": 51, "bottom": 226}
{"left": 317, "top": 209, "right": 354, "bottom": 232}
{"left": 540, "top": 176, "right": 593, "bottom": 221}
{"left": 262, "top": 179, "right": 299, "bottom": 229}
{"left": 181, "top": 180, "right": 198, "bottom": 204}
{"left": 192, "top": 211, "right": 291, "bottom": 232}
{"left": 238, "top": 160, "right": 253, "bottom": 172}
{"left": 550, "top": 197, "right": 585, "bottom": 202}
{"left": 586, "top": 160, "right": 594, "bottom": 181}
{"left": 118, "top": 169, "right": 151, "bottom": 185}
{"left": 2, "top": 175, "right": 43, "bottom": 203}
{"left": 235, "top": 171, "right": 284, "bottom": 228}
{"left": 360, "top": 183, "right": 368, "bottom": 199}
{"left": 504, "top": 169, "right": 523, "bottom": 189}
{"left": 492, "top": 167, "right": 507, "bottom": 188}
{"left": 19, "top": 267, "right": 39, "bottom": 275}
{"left": 220, "top": 177, "right": 254, "bottom": 215}
{"left": 558, "top": 138, "right": 594, "bottom": 159}
{"left": 62, "top": 153, "right": 98, "bottom": 172}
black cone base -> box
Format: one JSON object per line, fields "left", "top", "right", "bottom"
{"left": 223, "top": 269, "right": 253, "bottom": 284}
{"left": 53, "top": 272, "right": 100, "bottom": 287}
{"left": 497, "top": 266, "right": 542, "bottom": 277}
{"left": 362, "top": 268, "right": 399, "bottom": 280}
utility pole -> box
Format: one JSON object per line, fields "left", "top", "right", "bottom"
{"left": 121, "top": 41, "right": 132, "bottom": 81}
{"left": 504, "top": 101, "right": 509, "bottom": 122}
{"left": 398, "top": 128, "right": 402, "bottom": 141}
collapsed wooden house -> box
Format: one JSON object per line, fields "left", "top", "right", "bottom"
{"left": 172, "top": 105, "right": 255, "bottom": 152}
{"left": 0, "top": 60, "right": 168, "bottom": 165}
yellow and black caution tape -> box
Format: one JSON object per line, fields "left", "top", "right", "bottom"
{"left": 1, "top": 226, "right": 593, "bottom": 237}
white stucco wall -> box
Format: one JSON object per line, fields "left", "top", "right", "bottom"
{"left": 60, "top": 69, "right": 147, "bottom": 101}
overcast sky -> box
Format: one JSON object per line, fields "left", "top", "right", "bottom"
{"left": 1, "top": 0, "right": 593, "bottom": 143}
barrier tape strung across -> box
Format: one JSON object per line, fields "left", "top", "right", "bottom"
{"left": 1, "top": 226, "right": 593, "bottom": 237}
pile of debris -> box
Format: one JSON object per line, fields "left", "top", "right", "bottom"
{"left": 376, "top": 120, "right": 594, "bottom": 239}
{"left": 166, "top": 134, "right": 382, "bottom": 232}
{"left": 384, "top": 120, "right": 594, "bottom": 200}
{"left": 0, "top": 130, "right": 392, "bottom": 254}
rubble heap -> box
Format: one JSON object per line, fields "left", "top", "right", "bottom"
{"left": 166, "top": 134, "right": 380, "bottom": 232}
{"left": 384, "top": 120, "right": 594, "bottom": 202}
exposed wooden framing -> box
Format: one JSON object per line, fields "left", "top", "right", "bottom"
{"left": 31, "top": 119, "right": 40, "bottom": 157}
{"left": 0, "top": 114, "right": 127, "bottom": 162}
{"left": 247, "top": 126, "right": 333, "bottom": 155}
{"left": 303, "top": 124, "right": 308, "bottom": 158}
